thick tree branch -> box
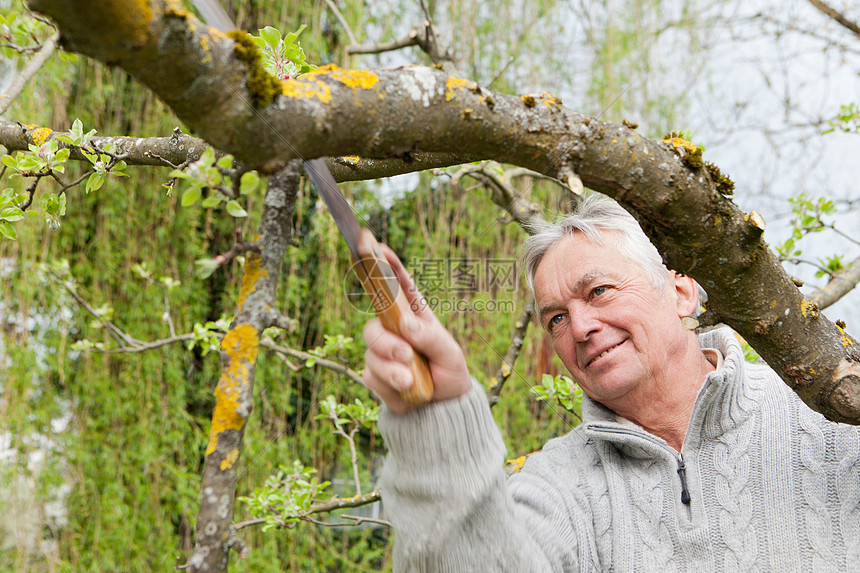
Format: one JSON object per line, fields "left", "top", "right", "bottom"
{"left": 0, "top": 119, "right": 474, "bottom": 183}
{"left": 0, "top": 30, "right": 59, "bottom": 115}
{"left": 29, "top": 0, "right": 860, "bottom": 423}
{"left": 188, "top": 162, "right": 301, "bottom": 572}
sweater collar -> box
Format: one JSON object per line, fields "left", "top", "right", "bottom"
{"left": 581, "top": 327, "right": 748, "bottom": 452}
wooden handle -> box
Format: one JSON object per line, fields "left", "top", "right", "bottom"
{"left": 352, "top": 230, "right": 434, "bottom": 406}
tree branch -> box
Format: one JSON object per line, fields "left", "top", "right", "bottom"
{"left": 347, "top": 32, "right": 420, "bottom": 55}
{"left": 811, "top": 255, "right": 860, "bottom": 310}
{"left": 233, "top": 490, "right": 384, "bottom": 531}
{"left": 189, "top": 161, "right": 302, "bottom": 572}
{"left": 452, "top": 163, "right": 547, "bottom": 230}
{"left": 807, "top": 0, "right": 860, "bottom": 38}
{"left": 0, "top": 30, "right": 59, "bottom": 115}
{"left": 487, "top": 307, "right": 533, "bottom": 407}
{"left": 322, "top": 0, "right": 358, "bottom": 47}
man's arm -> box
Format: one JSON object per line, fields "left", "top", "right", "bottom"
{"left": 362, "top": 246, "right": 586, "bottom": 571}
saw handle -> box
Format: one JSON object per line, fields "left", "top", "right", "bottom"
{"left": 353, "top": 230, "right": 435, "bottom": 406}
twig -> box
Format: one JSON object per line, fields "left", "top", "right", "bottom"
{"left": 811, "top": 255, "right": 860, "bottom": 310}
{"left": 0, "top": 31, "right": 59, "bottom": 115}
{"left": 340, "top": 514, "right": 390, "bottom": 527}
{"left": 322, "top": 0, "right": 358, "bottom": 47}
{"left": 327, "top": 408, "right": 362, "bottom": 496}
{"left": 347, "top": 32, "right": 420, "bottom": 55}
{"left": 299, "top": 514, "right": 391, "bottom": 528}
{"left": 99, "top": 333, "right": 195, "bottom": 353}
{"left": 260, "top": 339, "right": 364, "bottom": 385}
{"left": 807, "top": 0, "right": 860, "bottom": 38}
{"left": 487, "top": 307, "right": 533, "bottom": 407}
{"left": 233, "top": 490, "right": 383, "bottom": 531}
{"left": 451, "top": 163, "right": 546, "bottom": 230}
{"left": 54, "top": 276, "right": 142, "bottom": 348}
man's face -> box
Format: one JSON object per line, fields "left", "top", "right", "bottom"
{"left": 533, "top": 232, "right": 693, "bottom": 407}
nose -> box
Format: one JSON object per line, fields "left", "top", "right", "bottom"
{"left": 569, "top": 304, "right": 601, "bottom": 342}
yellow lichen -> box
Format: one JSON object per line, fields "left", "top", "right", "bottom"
{"left": 341, "top": 156, "right": 360, "bottom": 165}
{"left": 199, "top": 34, "right": 212, "bottom": 64}
{"left": 298, "top": 64, "right": 378, "bottom": 90}
{"left": 237, "top": 251, "right": 269, "bottom": 309}
{"left": 446, "top": 77, "right": 477, "bottom": 101}
{"left": 31, "top": 127, "right": 52, "bottom": 147}
{"left": 220, "top": 448, "right": 240, "bottom": 470}
{"left": 837, "top": 324, "right": 854, "bottom": 347}
{"left": 501, "top": 364, "right": 511, "bottom": 377}
{"left": 282, "top": 79, "right": 332, "bottom": 103}
{"left": 163, "top": 0, "right": 188, "bottom": 17}
{"left": 488, "top": 377, "right": 499, "bottom": 388}
{"left": 520, "top": 94, "right": 537, "bottom": 108}
{"left": 662, "top": 136, "right": 704, "bottom": 169}
{"left": 800, "top": 299, "right": 819, "bottom": 318}
{"left": 205, "top": 324, "right": 261, "bottom": 456}
{"left": 539, "top": 91, "right": 562, "bottom": 107}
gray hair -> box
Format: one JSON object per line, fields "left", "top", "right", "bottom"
{"left": 520, "top": 194, "right": 670, "bottom": 297}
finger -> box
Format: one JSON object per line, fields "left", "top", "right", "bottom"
{"left": 362, "top": 353, "right": 412, "bottom": 415}
{"left": 378, "top": 244, "right": 431, "bottom": 319}
{"left": 364, "top": 348, "right": 414, "bottom": 392}
{"left": 363, "top": 319, "right": 415, "bottom": 364}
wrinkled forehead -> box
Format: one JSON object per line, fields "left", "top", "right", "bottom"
{"left": 533, "top": 231, "right": 664, "bottom": 297}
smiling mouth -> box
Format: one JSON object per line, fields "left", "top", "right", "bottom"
{"left": 587, "top": 341, "right": 624, "bottom": 367}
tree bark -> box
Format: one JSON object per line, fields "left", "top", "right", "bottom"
{"left": 187, "top": 162, "right": 301, "bottom": 571}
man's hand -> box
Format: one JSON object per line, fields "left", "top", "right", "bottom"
{"left": 362, "top": 245, "right": 471, "bottom": 414}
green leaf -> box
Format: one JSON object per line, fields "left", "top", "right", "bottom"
{"left": 225, "top": 200, "right": 248, "bottom": 217}
{"left": 194, "top": 258, "right": 220, "bottom": 279}
{"left": 239, "top": 171, "right": 259, "bottom": 195}
{"left": 260, "top": 26, "right": 281, "bottom": 49}
{"left": 0, "top": 221, "right": 17, "bottom": 240}
{"left": 181, "top": 186, "right": 202, "bottom": 207}
{"left": 86, "top": 173, "right": 104, "bottom": 193}
{"left": 1, "top": 207, "right": 24, "bottom": 222}
{"left": 216, "top": 155, "right": 234, "bottom": 170}
{"left": 1, "top": 155, "right": 17, "bottom": 169}
{"left": 201, "top": 195, "right": 223, "bottom": 208}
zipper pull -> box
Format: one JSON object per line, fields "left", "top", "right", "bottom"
{"left": 676, "top": 453, "right": 691, "bottom": 505}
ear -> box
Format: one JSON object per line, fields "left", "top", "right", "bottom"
{"left": 670, "top": 272, "right": 699, "bottom": 317}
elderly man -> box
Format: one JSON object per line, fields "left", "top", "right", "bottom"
{"left": 363, "top": 195, "right": 860, "bottom": 572}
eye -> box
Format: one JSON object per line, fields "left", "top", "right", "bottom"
{"left": 592, "top": 285, "right": 608, "bottom": 297}
{"left": 548, "top": 314, "right": 565, "bottom": 329}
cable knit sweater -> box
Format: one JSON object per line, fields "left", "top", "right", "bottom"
{"left": 378, "top": 327, "right": 860, "bottom": 572}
